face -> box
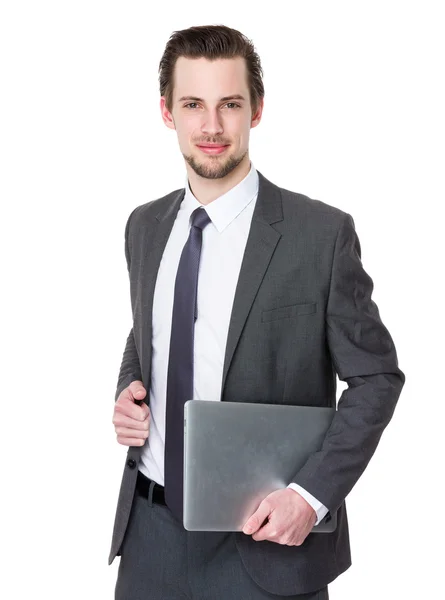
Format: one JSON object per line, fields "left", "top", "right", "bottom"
{"left": 161, "top": 56, "right": 263, "bottom": 180}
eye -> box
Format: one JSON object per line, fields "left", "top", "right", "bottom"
{"left": 184, "top": 102, "right": 241, "bottom": 110}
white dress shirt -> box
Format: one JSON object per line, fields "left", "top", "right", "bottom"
{"left": 138, "top": 160, "right": 329, "bottom": 526}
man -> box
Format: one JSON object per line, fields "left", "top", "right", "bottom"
{"left": 109, "top": 24, "right": 405, "bottom": 600}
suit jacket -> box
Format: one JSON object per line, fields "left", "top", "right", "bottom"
{"left": 108, "top": 169, "right": 405, "bottom": 596}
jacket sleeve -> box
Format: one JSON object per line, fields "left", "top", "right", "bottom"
{"left": 114, "top": 207, "right": 143, "bottom": 402}
{"left": 290, "top": 213, "right": 406, "bottom": 515}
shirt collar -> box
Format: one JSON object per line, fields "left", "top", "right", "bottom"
{"left": 182, "top": 161, "right": 259, "bottom": 233}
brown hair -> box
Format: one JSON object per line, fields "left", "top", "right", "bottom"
{"left": 158, "top": 25, "right": 264, "bottom": 116}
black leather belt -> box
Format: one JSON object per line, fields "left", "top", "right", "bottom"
{"left": 136, "top": 469, "right": 166, "bottom": 505}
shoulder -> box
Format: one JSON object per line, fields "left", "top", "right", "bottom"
{"left": 280, "top": 185, "right": 350, "bottom": 230}
{"left": 258, "top": 170, "right": 351, "bottom": 233}
{"left": 125, "top": 187, "right": 184, "bottom": 233}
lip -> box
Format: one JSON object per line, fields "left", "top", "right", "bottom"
{"left": 197, "top": 144, "right": 229, "bottom": 155}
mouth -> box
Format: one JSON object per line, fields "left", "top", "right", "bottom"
{"left": 197, "top": 144, "right": 230, "bottom": 155}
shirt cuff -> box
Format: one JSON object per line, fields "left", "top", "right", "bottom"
{"left": 287, "top": 483, "right": 329, "bottom": 526}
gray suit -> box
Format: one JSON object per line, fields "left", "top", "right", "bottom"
{"left": 108, "top": 170, "right": 405, "bottom": 596}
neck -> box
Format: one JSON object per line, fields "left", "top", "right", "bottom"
{"left": 186, "top": 155, "right": 251, "bottom": 205}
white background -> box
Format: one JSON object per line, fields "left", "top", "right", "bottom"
{"left": 1, "top": 1, "right": 443, "bottom": 598}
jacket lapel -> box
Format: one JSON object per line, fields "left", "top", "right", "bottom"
{"left": 139, "top": 189, "right": 185, "bottom": 388}
{"left": 220, "top": 172, "right": 283, "bottom": 397}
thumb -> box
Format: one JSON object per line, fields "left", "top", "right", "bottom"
{"left": 243, "top": 501, "right": 271, "bottom": 535}
{"left": 128, "top": 381, "right": 146, "bottom": 401}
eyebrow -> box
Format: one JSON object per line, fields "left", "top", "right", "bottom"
{"left": 178, "top": 94, "right": 246, "bottom": 103}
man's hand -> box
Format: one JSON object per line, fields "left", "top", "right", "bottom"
{"left": 112, "top": 380, "right": 150, "bottom": 446}
{"left": 242, "top": 488, "right": 317, "bottom": 546}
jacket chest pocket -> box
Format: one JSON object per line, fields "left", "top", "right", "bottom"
{"left": 261, "top": 302, "right": 317, "bottom": 323}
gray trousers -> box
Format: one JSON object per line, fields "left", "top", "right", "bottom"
{"left": 115, "top": 479, "right": 329, "bottom": 600}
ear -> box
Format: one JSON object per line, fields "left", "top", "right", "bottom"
{"left": 160, "top": 96, "right": 176, "bottom": 130}
{"left": 250, "top": 97, "right": 264, "bottom": 129}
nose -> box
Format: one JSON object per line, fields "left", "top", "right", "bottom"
{"left": 201, "top": 109, "right": 223, "bottom": 136}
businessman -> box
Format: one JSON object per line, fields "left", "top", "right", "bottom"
{"left": 109, "top": 24, "right": 405, "bottom": 600}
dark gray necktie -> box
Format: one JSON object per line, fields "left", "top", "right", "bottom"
{"left": 164, "top": 206, "right": 212, "bottom": 522}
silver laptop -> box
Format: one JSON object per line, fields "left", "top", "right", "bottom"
{"left": 183, "top": 400, "right": 337, "bottom": 533}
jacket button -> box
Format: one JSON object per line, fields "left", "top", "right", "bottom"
{"left": 126, "top": 458, "right": 136, "bottom": 469}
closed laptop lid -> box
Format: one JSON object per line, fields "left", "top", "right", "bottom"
{"left": 183, "top": 400, "right": 337, "bottom": 533}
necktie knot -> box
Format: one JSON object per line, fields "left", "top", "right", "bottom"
{"left": 191, "top": 207, "right": 211, "bottom": 231}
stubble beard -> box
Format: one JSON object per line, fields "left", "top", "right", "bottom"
{"left": 182, "top": 146, "right": 248, "bottom": 180}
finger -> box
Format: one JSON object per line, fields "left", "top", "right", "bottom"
{"left": 128, "top": 381, "right": 147, "bottom": 401}
{"left": 252, "top": 520, "right": 276, "bottom": 542}
{"left": 116, "top": 397, "right": 150, "bottom": 421}
{"left": 113, "top": 411, "right": 150, "bottom": 431}
{"left": 116, "top": 435, "right": 146, "bottom": 447}
{"left": 243, "top": 502, "right": 272, "bottom": 534}
{"left": 115, "top": 426, "right": 149, "bottom": 440}
{"left": 118, "top": 382, "right": 148, "bottom": 411}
